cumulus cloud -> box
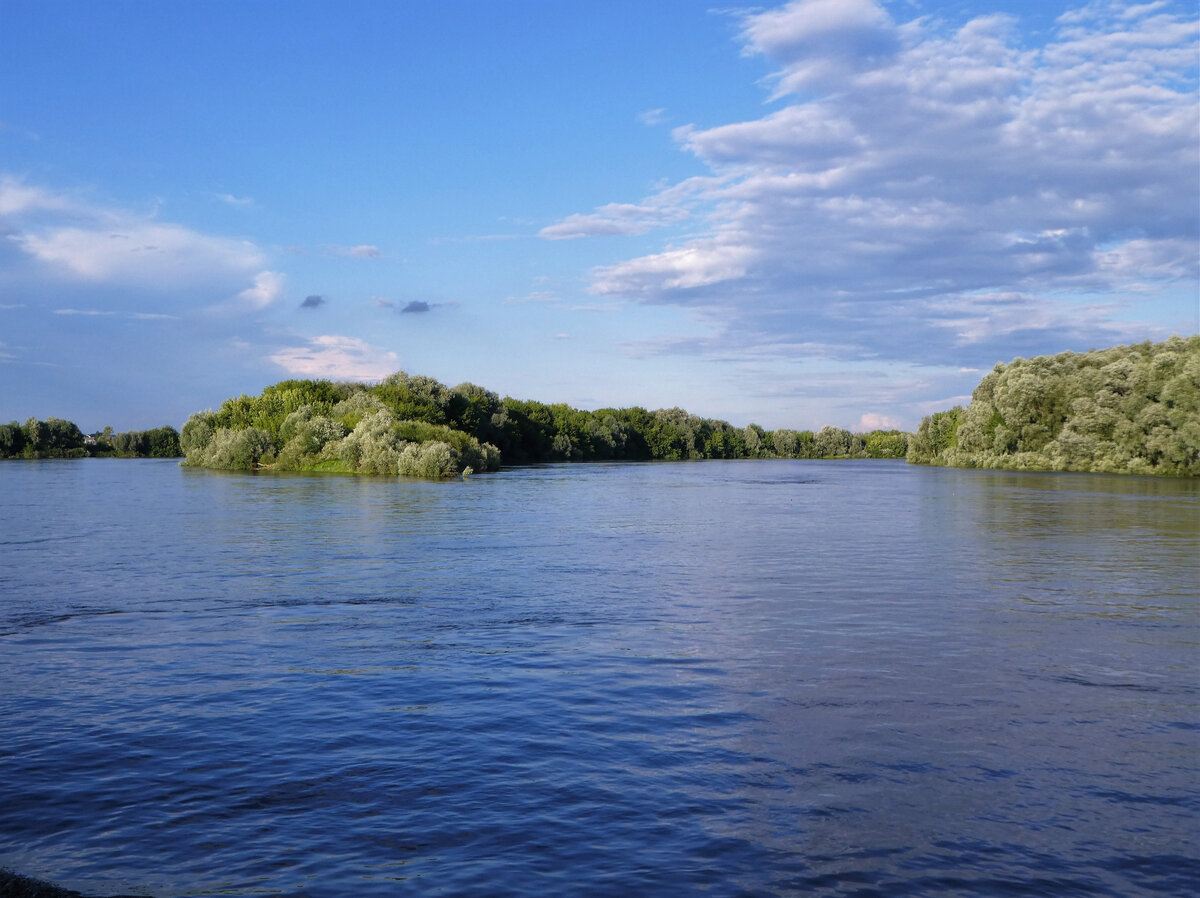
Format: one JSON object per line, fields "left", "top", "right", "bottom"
{"left": 268, "top": 335, "right": 400, "bottom": 380}
{"left": 300, "top": 294, "right": 325, "bottom": 309}
{"left": 236, "top": 270, "right": 285, "bottom": 309}
{"left": 549, "top": 0, "right": 1198, "bottom": 371}
{"left": 740, "top": 0, "right": 899, "bottom": 95}
{"left": 400, "top": 300, "right": 431, "bottom": 314}
{"left": 0, "top": 176, "right": 279, "bottom": 310}
{"left": 859, "top": 412, "right": 902, "bottom": 430}
{"left": 16, "top": 222, "right": 264, "bottom": 285}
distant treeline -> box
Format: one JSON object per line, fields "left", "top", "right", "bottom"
{"left": 908, "top": 335, "right": 1199, "bottom": 476}
{"left": 0, "top": 418, "right": 182, "bottom": 460}
{"left": 182, "top": 372, "right": 910, "bottom": 477}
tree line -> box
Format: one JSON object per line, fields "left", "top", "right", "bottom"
{"left": 181, "top": 371, "right": 911, "bottom": 477}
{"left": 0, "top": 418, "right": 182, "bottom": 460}
{"left": 908, "top": 335, "right": 1199, "bottom": 476}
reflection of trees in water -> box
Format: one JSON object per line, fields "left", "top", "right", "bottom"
{"left": 964, "top": 469, "right": 1199, "bottom": 618}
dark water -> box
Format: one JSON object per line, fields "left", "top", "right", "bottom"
{"left": 0, "top": 459, "right": 1196, "bottom": 897}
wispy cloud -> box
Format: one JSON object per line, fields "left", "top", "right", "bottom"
{"left": 268, "top": 335, "right": 399, "bottom": 380}
{"left": 540, "top": 202, "right": 690, "bottom": 240}
{"left": 547, "top": 0, "right": 1197, "bottom": 369}
{"left": 215, "top": 192, "right": 254, "bottom": 207}
{"left": 505, "top": 290, "right": 559, "bottom": 305}
{"left": 53, "top": 308, "right": 178, "bottom": 320}
{"left": 322, "top": 243, "right": 382, "bottom": 259}
{"left": 427, "top": 234, "right": 522, "bottom": 245}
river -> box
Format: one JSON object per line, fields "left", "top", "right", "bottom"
{"left": 0, "top": 458, "right": 1196, "bottom": 896}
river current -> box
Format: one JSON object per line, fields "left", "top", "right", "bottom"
{"left": 0, "top": 458, "right": 1196, "bottom": 896}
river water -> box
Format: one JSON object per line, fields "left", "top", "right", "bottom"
{"left": 0, "top": 459, "right": 1196, "bottom": 896}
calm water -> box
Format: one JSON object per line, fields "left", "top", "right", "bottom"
{"left": 0, "top": 459, "right": 1196, "bottom": 897}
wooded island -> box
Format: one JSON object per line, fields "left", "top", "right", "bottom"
{"left": 178, "top": 373, "right": 909, "bottom": 477}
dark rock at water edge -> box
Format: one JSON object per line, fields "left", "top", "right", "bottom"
{"left": 0, "top": 870, "right": 149, "bottom": 898}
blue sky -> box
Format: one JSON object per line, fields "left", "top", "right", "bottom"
{"left": 2, "top": 0, "right": 1197, "bottom": 433}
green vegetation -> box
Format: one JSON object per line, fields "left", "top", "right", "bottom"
{"left": 18, "top": 337, "right": 1194, "bottom": 479}
{"left": 182, "top": 372, "right": 911, "bottom": 477}
{"left": 0, "top": 419, "right": 181, "bottom": 460}
{"left": 908, "top": 335, "right": 1199, "bottom": 476}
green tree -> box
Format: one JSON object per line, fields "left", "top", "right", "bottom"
{"left": 0, "top": 422, "right": 26, "bottom": 458}
{"left": 908, "top": 408, "right": 964, "bottom": 465}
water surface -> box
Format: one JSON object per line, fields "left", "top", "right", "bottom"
{"left": 1, "top": 459, "right": 1196, "bottom": 896}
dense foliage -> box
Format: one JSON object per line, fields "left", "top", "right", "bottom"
{"left": 908, "top": 336, "right": 1199, "bottom": 476}
{"left": 182, "top": 372, "right": 911, "bottom": 477}
{"left": 0, "top": 419, "right": 181, "bottom": 460}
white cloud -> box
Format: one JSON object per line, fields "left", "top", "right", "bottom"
{"left": 0, "top": 177, "right": 71, "bottom": 216}
{"left": 268, "top": 335, "right": 400, "bottom": 381}
{"left": 1, "top": 176, "right": 277, "bottom": 309}
{"left": 53, "top": 307, "right": 179, "bottom": 320}
{"left": 539, "top": 202, "right": 690, "bottom": 239}
{"left": 741, "top": 0, "right": 899, "bottom": 95}
{"left": 593, "top": 240, "right": 758, "bottom": 292}
{"left": 237, "top": 270, "right": 285, "bottom": 309}
{"left": 859, "top": 412, "right": 902, "bottom": 430}
{"left": 505, "top": 290, "right": 559, "bottom": 305}
{"left": 322, "top": 243, "right": 382, "bottom": 259}
{"left": 17, "top": 223, "right": 264, "bottom": 285}
{"left": 553, "top": 0, "right": 1197, "bottom": 370}
{"left": 215, "top": 193, "right": 254, "bottom": 207}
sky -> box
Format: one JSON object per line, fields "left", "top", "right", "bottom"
{"left": 1, "top": 0, "right": 1197, "bottom": 433}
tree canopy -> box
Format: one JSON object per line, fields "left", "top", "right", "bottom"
{"left": 908, "top": 336, "right": 1199, "bottom": 477}
{"left": 0, "top": 420, "right": 181, "bottom": 460}
{"left": 181, "top": 373, "right": 911, "bottom": 477}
